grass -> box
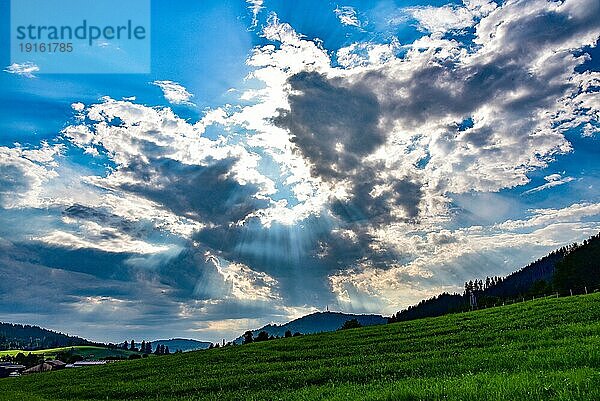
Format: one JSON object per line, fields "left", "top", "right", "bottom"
{"left": 0, "top": 346, "right": 138, "bottom": 359}
{"left": 1, "top": 294, "right": 599, "bottom": 400}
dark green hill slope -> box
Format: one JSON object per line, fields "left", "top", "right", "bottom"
{"left": 1, "top": 294, "right": 599, "bottom": 401}
{"left": 554, "top": 233, "right": 600, "bottom": 292}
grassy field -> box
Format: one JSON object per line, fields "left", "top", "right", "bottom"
{"left": 0, "top": 346, "right": 138, "bottom": 359}
{"left": 1, "top": 294, "right": 599, "bottom": 400}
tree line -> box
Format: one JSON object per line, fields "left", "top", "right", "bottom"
{"left": 0, "top": 323, "right": 92, "bottom": 351}
{"left": 113, "top": 340, "right": 172, "bottom": 355}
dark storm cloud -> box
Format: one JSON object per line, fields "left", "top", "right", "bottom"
{"left": 274, "top": 71, "right": 384, "bottom": 179}
{"left": 275, "top": 71, "right": 424, "bottom": 226}
{"left": 118, "top": 157, "right": 269, "bottom": 225}
{"left": 194, "top": 215, "right": 407, "bottom": 307}
{"left": 0, "top": 237, "right": 282, "bottom": 340}
{"left": 63, "top": 203, "right": 143, "bottom": 236}
{"left": 0, "top": 163, "right": 31, "bottom": 205}
{"left": 0, "top": 240, "right": 131, "bottom": 315}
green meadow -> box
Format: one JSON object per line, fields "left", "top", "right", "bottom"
{"left": 1, "top": 294, "right": 599, "bottom": 400}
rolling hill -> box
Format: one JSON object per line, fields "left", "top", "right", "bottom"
{"left": 233, "top": 311, "right": 387, "bottom": 343}
{"left": 1, "top": 293, "right": 599, "bottom": 400}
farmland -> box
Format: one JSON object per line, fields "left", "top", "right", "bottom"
{"left": 0, "top": 294, "right": 599, "bottom": 400}
{"left": 0, "top": 346, "right": 137, "bottom": 359}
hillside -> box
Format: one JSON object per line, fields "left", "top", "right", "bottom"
{"left": 233, "top": 311, "right": 387, "bottom": 343}
{"left": 390, "top": 233, "right": 600, "bottom": 323}
{"left": 1, "top": 293, "right": 599, "bottom": 400}
{"left": 554, "top": 233, "right": 600, "bottom": 292}
{"left": 0, "top": 323, "right": 91, "bottom": 351}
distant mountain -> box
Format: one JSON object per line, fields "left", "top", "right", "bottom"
{"left": 148, "top": 339, "right": 211, "bottom": 352}
{"left": 0, "top": 322, "right": 92, "bottom": 351}
{"left": 234, "top": 312, "right": 387, "bottom": 343}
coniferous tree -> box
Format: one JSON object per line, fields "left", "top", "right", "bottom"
{"left": 340, "top": 319, "right": 362, "bottom": 330}
{"left": 255, "top": 331, "right": 269, "bottom": 342}
{"left": 242, "top": 331, "right": 254, "bottom": 345}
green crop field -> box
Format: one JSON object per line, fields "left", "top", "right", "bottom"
{"left": 1, "top": 294, "right": 599, "bottom": 401}
{"left": 0, "top": 346, "right": 137, "bottom": 359}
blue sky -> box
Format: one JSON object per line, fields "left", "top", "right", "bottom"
{"left": 0, "top": 0, "right": 599, "bottom": 343}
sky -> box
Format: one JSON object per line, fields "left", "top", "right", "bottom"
{"left": 0, "top": 0, "right": 599, "bottom": 343}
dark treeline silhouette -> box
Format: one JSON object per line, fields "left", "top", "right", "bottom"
{"left": 554, "top": 233, "right": 600, "bottom": 293}
{"left": 0, "top": 352, "right": 44, "bottom": 368}
{"left": 389, "top": 233, "right": 600, "bottom": 323}
{"left": 241, "top": 330, "right": 301, "bottom": 345}
{"left": 389, "top": 293, "right": 467, "bottom": 322}
{"left": 0, "top": 323, "right": 92, "bottom": 351}
{"left": 154, "top": 344, "right": 170, "bottom": 355}
{"left": 339, "top": 319, "right": 362, "bottom": 330}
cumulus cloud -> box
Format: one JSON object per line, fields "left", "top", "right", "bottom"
{"left": 61, "top": 97, "right": 274, "bottom": 227}
{"left": 253, "top": 0, "right": 599, "bottom": 232}
{"left": 408, "top": 0, "right": 496, "bottom": 33}
{"left": 0, "top": 144, "right": 61, "bottom": 208}
{"left": 4, "top": 62, "right": 40, "bottom": 78}
{"left": 219, "top": 0, "right": 600, "bottom": 308}
{"left": 152, "top": 80, "right": 195, "bottom": 105}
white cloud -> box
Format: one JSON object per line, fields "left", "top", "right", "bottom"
{"left": 334, "top": 6, "right": 361, "bottom": 27}
{"left": 336, "top": 39, "right": 401, "bottom": 68}
{"left": 71, "top": 102, "right": 85, "bottom": 112}
{"left": 409, "top": 5, "right": 476, "bottom": 33}
{"left": 208, "top": 255, "right": 279, "bottom": 302}
{"left": 37, "top": 226, "right": 170, "bottom": 254}
{"left": 4, "top": 62, "right": 40, "bottom": 78}
{"left": 408, "top": 0, "right": 497, "bottom": 33}
{"left": 223, "top": 2, "right": 600, "bottom": 313}
{"left": 0, "top": 144, "right": 61, "bottom": 208}
{"left": 151, "top": 80, "right": 195, "bottom": 105}
{"left": 247, "top": 0, "right": 264, "bottom": 28}
{"left": 522, "top": 174, "right": 576, "bottom": 195}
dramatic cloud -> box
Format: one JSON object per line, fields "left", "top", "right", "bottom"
{"left": 1, "top": 0, "right": 599, "bottom": 341}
